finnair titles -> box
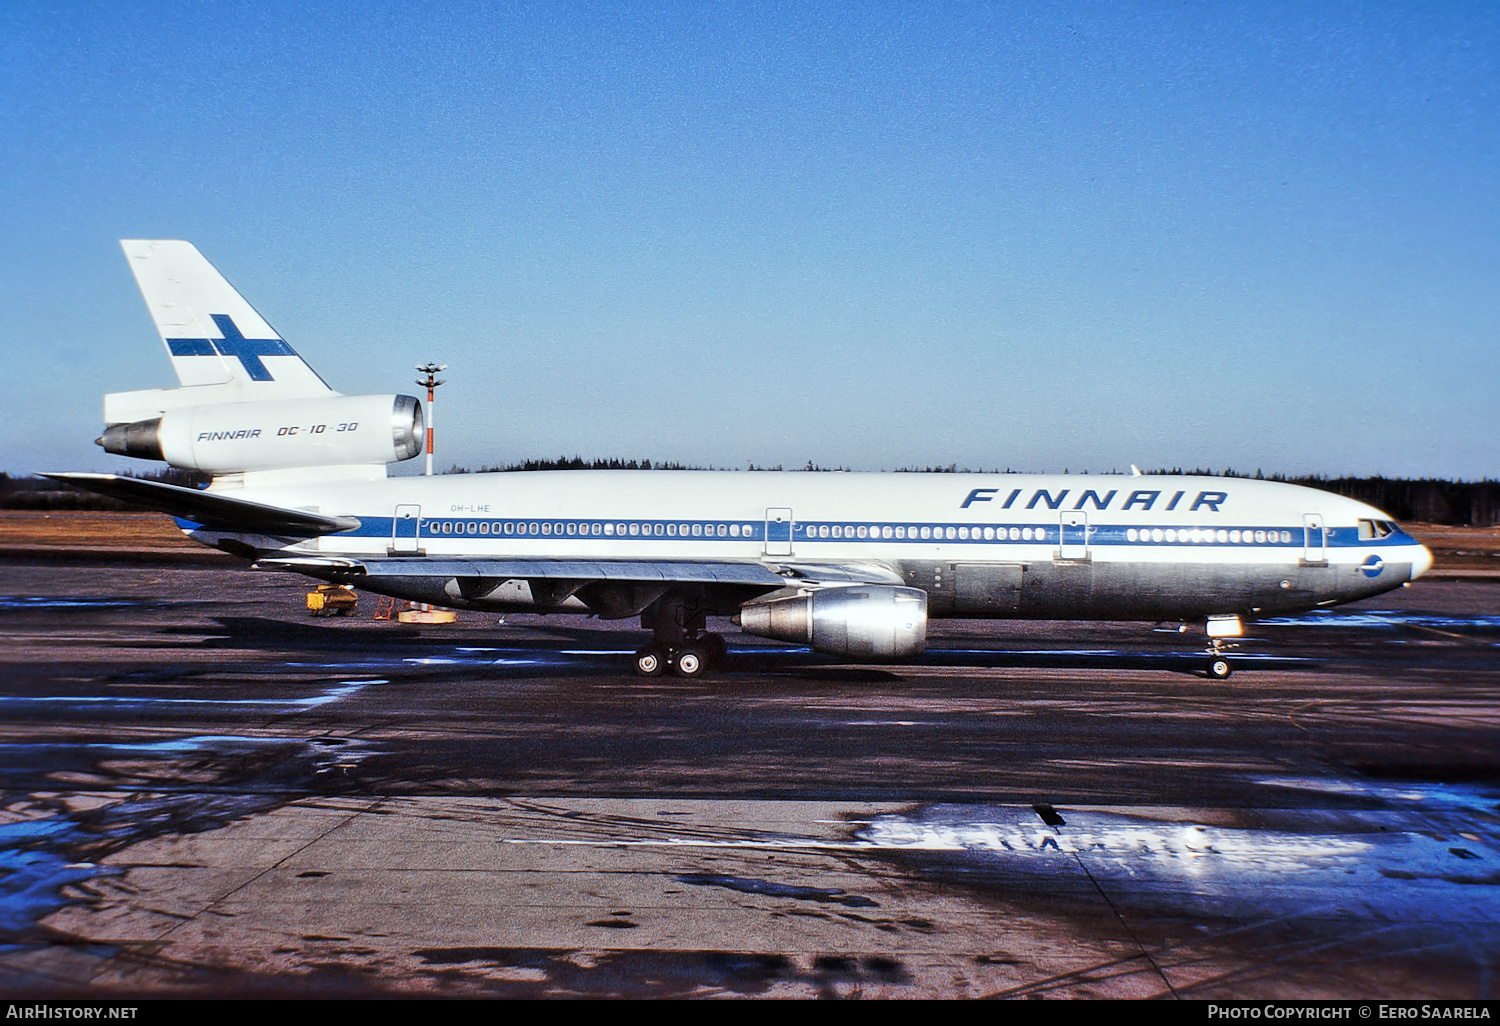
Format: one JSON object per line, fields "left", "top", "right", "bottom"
{"left": 51, "top": 240, "right": 1433, "bottom": 680}
{"left": 961, "top": 487, "right": 1226, "bottom": 511}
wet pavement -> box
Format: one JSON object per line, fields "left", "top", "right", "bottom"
{"left": 0, "top": 560, "right": 1496, "bottom": 998}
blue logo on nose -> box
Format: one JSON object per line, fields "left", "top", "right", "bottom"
{"left": 1359, "top": 555, "right": 1385, "bottom": 578}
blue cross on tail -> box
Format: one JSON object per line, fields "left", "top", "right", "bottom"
{"left": 166, "top": 315, "right": 297, "bottom": 381}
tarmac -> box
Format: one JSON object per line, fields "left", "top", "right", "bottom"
{"left": 0, "top": 556, "right": 1497, "bottom": 998}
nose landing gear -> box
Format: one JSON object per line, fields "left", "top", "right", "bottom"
{"left": 1204, "top": 614, "right": 1243, "bottom": 679}
{"left": 1206, "top": 650, "right": 1234, "bottom": 679}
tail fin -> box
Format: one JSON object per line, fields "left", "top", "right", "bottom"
{"left": 120, "top": 240, "right": 332, "bottom": 397}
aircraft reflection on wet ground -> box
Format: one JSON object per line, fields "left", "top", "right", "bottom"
{"left": 0, "top": 565, "right": 1497, "bottom": 997}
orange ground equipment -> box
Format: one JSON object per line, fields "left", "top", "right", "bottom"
{"left": 306, "top": 584, "right": 358, "bottom": 616}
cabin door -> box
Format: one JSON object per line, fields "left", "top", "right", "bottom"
{"left": 1059, "top": 511, "right": 1089, "bottom": 560}
{"left": 392, "top": 505, "right": 422, "bottom": 554}
{"left": 1303, "top": 513, "right": 1326, "bottom": 564}
{"left": 764, "top": 508, "right": 793, "bottom": 557}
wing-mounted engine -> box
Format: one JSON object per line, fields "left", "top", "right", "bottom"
{"left": 99, "top": 394, "right": 423, "bottom": 473}
{"left": 737, "top": 585, "right": 928, "bottom": 659}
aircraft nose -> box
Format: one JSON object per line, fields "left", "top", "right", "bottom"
{"left": 1410, "top": 544, "right": 1433, "bottom": 581}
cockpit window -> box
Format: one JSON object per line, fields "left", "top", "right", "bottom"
{"left": 1358, "top": 519, "right": 1395, "bottom": 540}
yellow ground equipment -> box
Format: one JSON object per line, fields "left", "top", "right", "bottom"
{"left": 306, "top": 584, "right": 358, "bottom": 616}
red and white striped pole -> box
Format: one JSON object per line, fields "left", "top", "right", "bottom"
{"left": 415, "top": 363, "right": 446, "bottom": 476}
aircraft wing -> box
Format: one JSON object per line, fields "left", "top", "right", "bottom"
{"left": 772, "top": 562, "right": 906, "bottom": 585}
{"left": 255, "top": 555, "right": 790, "bottom": 586}
{"left": 253, "top": 557, "right": 905, "bottom": 588}
{"left": 42, "top": 473, "right": 360, "bottom": 537}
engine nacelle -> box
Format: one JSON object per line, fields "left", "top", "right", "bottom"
{"left": 99, "top": 394, "right": 423, "bottom": 473}
{"left": 738, "top": 585, "right": 928, "bottom": 660}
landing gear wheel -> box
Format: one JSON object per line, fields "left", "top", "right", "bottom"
{"left": 634, "top": 646, "right": 666, "bottom": 677}
{"left": 672, "top": 645, "right": 707, "bottom": 678}
{"left": 1207, "top": 657, "right": 1232, "bottom": 680}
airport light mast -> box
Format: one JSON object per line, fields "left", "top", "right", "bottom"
{"left": 415, "top": 363, "right": 446, "bottom": 476}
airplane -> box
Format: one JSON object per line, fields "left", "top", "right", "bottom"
{"left": 49, "top": 240, "right": 1434, "bottom": 680}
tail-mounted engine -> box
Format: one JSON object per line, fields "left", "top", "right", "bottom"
{"left": 738, "top": 585, "right": 928, "bottom": 660}
{"left": 99, "top": 394, "right": 423, "bottom": 473}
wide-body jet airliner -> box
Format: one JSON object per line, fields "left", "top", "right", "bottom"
{"left": 52, "top": 241, "right": 1433, "bottom": 678}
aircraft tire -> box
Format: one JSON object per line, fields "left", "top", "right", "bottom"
{"left": 634, "top": 646, "right": 666, "bottom": 677}
{"left": 673, "top": 645, "right": 707, "bottom": 678}
{"left": 1207, "top": 657, "right": 1232, "bottom": 680}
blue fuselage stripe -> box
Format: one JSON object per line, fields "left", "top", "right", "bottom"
{"left": 268, "top": 515, "right": 1417, "bottom": 550}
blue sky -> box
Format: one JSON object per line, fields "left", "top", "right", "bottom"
{"left": 2, "top": 1, "right": 1496, "bottom": 478}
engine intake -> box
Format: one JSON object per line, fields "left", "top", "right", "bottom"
{"left": 738, "top": 585, "right": 928, "bottom": 660}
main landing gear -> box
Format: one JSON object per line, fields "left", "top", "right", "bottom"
{"left": 1203, "top": 614, "right": 1244, "bottom": 679}
{"left": 634, "top": 595, "right": 729, "bottom": 678}
{"left": 633, "top": 633, "right": 728, "bottom": 678}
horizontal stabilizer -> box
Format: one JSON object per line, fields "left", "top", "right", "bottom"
{"left": 42, "top": 474, "right": 359, "bottom": 537}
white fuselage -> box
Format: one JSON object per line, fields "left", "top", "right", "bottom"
{"left": 185, "top": 470, "right": 1431, "bottom": 621}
